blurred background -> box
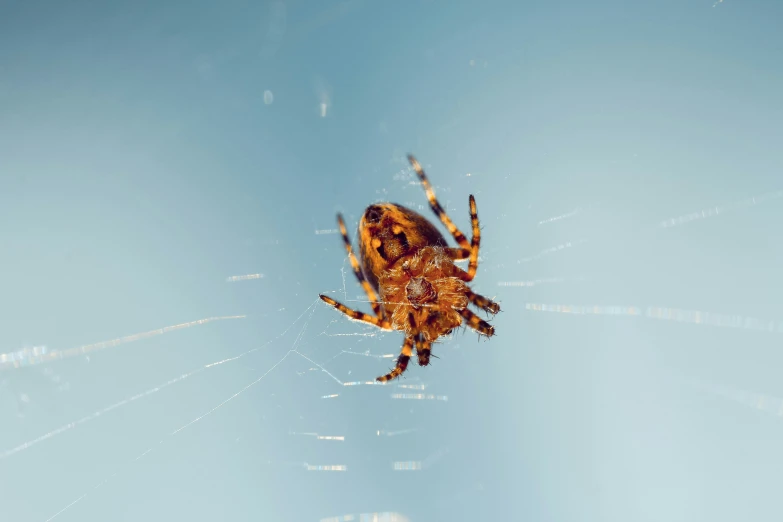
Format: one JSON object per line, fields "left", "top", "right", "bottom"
{"left": 1, "top": 1, "right": 782, "bottom": 521}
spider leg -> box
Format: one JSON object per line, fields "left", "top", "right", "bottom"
{"left": 467, "top": 290, "right": 500, "bottom": 315}
{"left": 459, "top": 307, "right": 495, "bottom": 337}
{"left": 377, "top": 336, "right": 414, "bottom": 382}
{"left": 408, "top": 155, "right": 471, "bottom": 252}
{"left": 336, "top": 213, "right": 384, "bottom": 318}
{"left": 408, "top": 155, "right": 482, "bottom": 280}
{"left": 465, "top": 194, "right": 481, "bottom": 281}
{"left": 415, "top": 338, "right": 432, "bottom": 367}
{"left": 445, "top": 247, "right": 469, "bottom": 260}
{"left": 319, "top": 295, "right": 392, "bottom": 330}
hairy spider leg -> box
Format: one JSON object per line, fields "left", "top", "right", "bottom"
{"left": 319, "top": 295, "right": 392, "bottom": 330}
{"left": 408, "top": 155, "right": 471, "bottom": 250}
{"left": 408, "top": 155, "right": 482, "bottom": 280}
{"left": 444, "top": 247, "right": 469, "bottom": 260}
{"left": 415, "top": 338, "right": 433, "bottom": 367}
{"left": 466, "top": 289, "right": 501, "bottom": 315}
{"left": 459, "top": 307, "right": 495, "bottom": 337}
{"left": 449, "top": 263, "right": 501, "bottom": 316}
{"left": 465, "top": 195, "right": 481, "bottom": 280}
{"left": 377, "top": 335, "right": 414, "bottom": 382}
{"left": 336, "top": 213, "right": 384, "bottom": 318}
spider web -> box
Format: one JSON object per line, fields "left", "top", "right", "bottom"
{"left": 4, "top": 156, "right": 781, "bottom": 521}
{"left": 1, "top": 126, "right": 782, "bottom": 521}
{"left": 0, "top": 159, "right": 494, "bottom": 522}
{"left": 2, "top": 2, "right": 783, "bottom": 521}
{"left": 0, "top": 285, "right": 465, "bottom": 521}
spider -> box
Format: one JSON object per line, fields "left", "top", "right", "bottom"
{"left": 319, "top": 154, "right": 500, "bottom": 382}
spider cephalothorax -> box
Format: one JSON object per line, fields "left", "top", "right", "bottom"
{"left": 380, "top": 246, "right": 471, "bottom": 341}
{"left": 319, "top": 155, "right": 500, "bottom": 382}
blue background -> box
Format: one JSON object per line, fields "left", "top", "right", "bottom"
{"left": 1, "top": 1, "right": 782, "bottom": 521}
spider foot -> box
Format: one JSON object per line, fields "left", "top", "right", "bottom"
{"left": 416, "top": 346, "right": 431, "bottom": 367}
{"left": 376, "top": 353, "right": 410, "bottom": 382}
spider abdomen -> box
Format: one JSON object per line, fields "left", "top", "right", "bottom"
{"left": 357, "top": 203, "right": 447, "bottom": 291}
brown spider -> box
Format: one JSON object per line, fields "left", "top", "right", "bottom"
{"left": 319, "top": 155, "right": 500, "bottom": 382}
